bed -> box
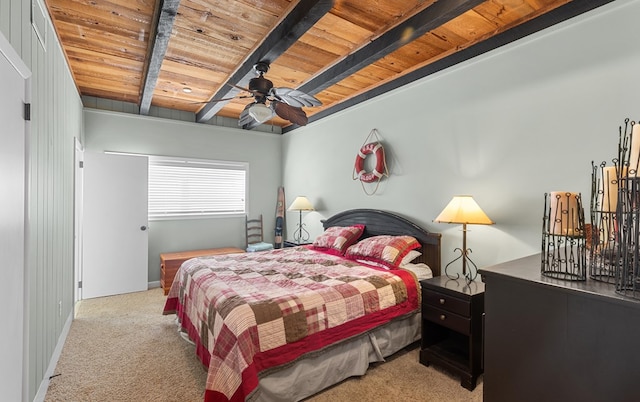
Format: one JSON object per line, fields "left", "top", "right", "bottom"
{"left": 163, "top": 208, "right": 441, "bottom": 402}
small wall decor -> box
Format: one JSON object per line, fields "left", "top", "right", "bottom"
{"left": 352, "top": 128, "right": 389, "bottom": 195}
{"left": 541, "top": 191, "right": 587, "bottom": 281}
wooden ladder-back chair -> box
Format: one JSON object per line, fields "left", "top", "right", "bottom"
{"left": 246, "top": 214, "right": 274, "bottom": 252}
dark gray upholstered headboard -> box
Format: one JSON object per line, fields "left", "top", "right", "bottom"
{"left": 322, "top": 209, "right": 441, "bottom": 277}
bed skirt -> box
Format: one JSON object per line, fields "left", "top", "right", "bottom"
{"left": 253, "top": 311, "right": 421, "bottom": 401}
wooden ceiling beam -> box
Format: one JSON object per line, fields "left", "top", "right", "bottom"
{"left": 297, "top": 0, "right": 485, "bottom": 97}
{"left": 196, "top": 0, "right": 333, "bottom": 124}
{"left": 285, "top": 0, "right": 616, "bottom": 133}
{"left": 139, "top": 0, "right": 181, "bottom": 115}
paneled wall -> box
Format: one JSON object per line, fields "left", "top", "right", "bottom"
{"left": 1, "top": 0, "right": 83, "bottom": 400}
{"left": 282, "top": 0, "right": 640, "bottom": 276}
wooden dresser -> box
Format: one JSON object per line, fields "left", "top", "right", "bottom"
{"left": 479, "top": 254, "right": 640, "bottom": 402}
{"left": 160, "top": 247, "right": 244, "bottom": 295}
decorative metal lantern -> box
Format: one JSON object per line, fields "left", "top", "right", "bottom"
{"left": 541, "top": 191, "right": 587, "bottom": 281}
{"left": 588, "top": 161, "right": 622, "bottom": 283}
{"left": 616, "top": 176, "right": 640, "bottom": 298}
{"left": 588, "top": 118, "right": 640, "bottom": 299}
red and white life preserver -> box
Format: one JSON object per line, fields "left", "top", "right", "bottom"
{"left": 354, "top": 142, "right": 386, "bottom": 183}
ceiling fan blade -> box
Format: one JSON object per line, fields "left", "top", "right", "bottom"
{"left": 271, "top": 87, "right": 322, "bottom": 107}
{"left": 228, "top": 81, "right": 271, "bottom": 97}
{"left": 227, "top": 83, "right": 252, "bottom": 92}
{"left": 194, "top": 95, "right": 254, "bottom": 104}
{"left": 227, "top": 82, "right": 265, "bottom": 97}
{"left": 273, "top": 101, "right": 309, "bottom": 126}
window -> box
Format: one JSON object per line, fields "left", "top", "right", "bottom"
{"left": 148, "top": 156, "right": 247, "bottom": 220}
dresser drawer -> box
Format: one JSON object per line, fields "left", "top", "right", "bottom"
{"left": 423, "top": 288, "right": 471, "bottom": 317}
{"left": 423, "top": 305, "right": 471, "bottom": 334}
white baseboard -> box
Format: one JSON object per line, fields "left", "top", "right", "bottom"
{"left": 148, "top": 280, "right": 160, "bottom": 289}
{"left": 33, "top": 310, "right": 73, "bottom": 402}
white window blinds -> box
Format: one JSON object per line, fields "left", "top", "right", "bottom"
{"left": 148, "top": 156, "right": 247, "bottom": 219}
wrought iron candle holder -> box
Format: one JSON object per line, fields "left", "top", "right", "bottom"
{"left": 615, "top": 176, "right": 640, "bottom": 298}
{"left": 589, "top": 161, "right": 622, "bottom": 283}
{"left": 541, "top": 191, "right": 586, "bottom": 281}
{"left": 588, "top": 119, "right": 640, "bottom": 293}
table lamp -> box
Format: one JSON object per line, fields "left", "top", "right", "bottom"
{"left": 434, "top": 195, "right": 494, "bottom": 282}
{"left": 288, "top": 196, "right": 314, "bottom": 243}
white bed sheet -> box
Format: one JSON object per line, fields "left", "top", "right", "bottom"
{"left": 402, "top": 262, "right": 433, "bottom": 282}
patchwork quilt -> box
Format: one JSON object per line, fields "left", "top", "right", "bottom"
{"left": 163, "top": 246, "right": 419, "bottom": 402}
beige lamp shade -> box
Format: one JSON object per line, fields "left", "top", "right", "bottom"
{"left": 434, "top": 195, "right": 494, "bottom": 225}
{"left": 288, "top": 196, "right": 314, "bottom": 211}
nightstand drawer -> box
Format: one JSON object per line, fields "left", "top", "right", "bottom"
{"left": 423, "top": 305, "right": 471, "bottom": 334}
{"left": 423, "top": 289, "right": 470, "bottom": 317}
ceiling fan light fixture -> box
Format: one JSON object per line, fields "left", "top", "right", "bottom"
{"left": 248, "top": 103, "right": 272, "bottom": 123}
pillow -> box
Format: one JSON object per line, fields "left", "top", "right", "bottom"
{"left": 402, "top": 262, "right": 433, "bottom": 281}
{"left": 400, "top": 250, "right": 422, "bottom": 266}
{"left": 357, "top": 250, "right": 422, "bottom": 270}
{"left": 312, "top": 224, "right": 365, "bottom": 255}
{"left": 345, "top": 235, "right": 420, "bottom": 269}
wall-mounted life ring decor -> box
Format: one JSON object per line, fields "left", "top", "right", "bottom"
{"left": 352, "top": 129, "right": 389, "bottom": 195}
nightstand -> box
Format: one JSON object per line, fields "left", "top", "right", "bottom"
{"left": 419, "top": 276, "right": 485, "bottom": 390}
{"left": 283, "top": 240, "right": 312, "bottom": 248}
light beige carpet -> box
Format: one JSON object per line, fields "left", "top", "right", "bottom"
{"left": 45, "top": 289, "right": 483, "bottom": 402}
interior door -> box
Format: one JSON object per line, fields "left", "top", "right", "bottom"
{"left": 82, "top": 151, "right": 148, "bottom": 299}
{"left": 0, "top": 33, "right": 29, "bottom": 402}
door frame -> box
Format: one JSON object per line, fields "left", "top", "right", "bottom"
{"left": 74, "top": 138, "right": 84, "bottom": 309}
{"left": 0, "top": 30, "right": 32, "bottom": 402}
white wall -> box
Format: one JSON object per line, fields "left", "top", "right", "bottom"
{"left": 84, "top": 110, "right": 282, "bottom": 283}
{"left": 282, "top": 0, "right": 640, "bottom": 277}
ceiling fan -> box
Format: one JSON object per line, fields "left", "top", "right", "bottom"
{"left": 223, "top": 61, "right": 322, "bottom": 128}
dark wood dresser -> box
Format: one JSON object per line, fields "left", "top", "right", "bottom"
{"left": 479, "top": 254, "right": 640, "bottom": 402}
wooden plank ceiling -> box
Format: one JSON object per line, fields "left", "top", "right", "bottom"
{"left": 45, "top": 0, "right": 614, "bottom": 132}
